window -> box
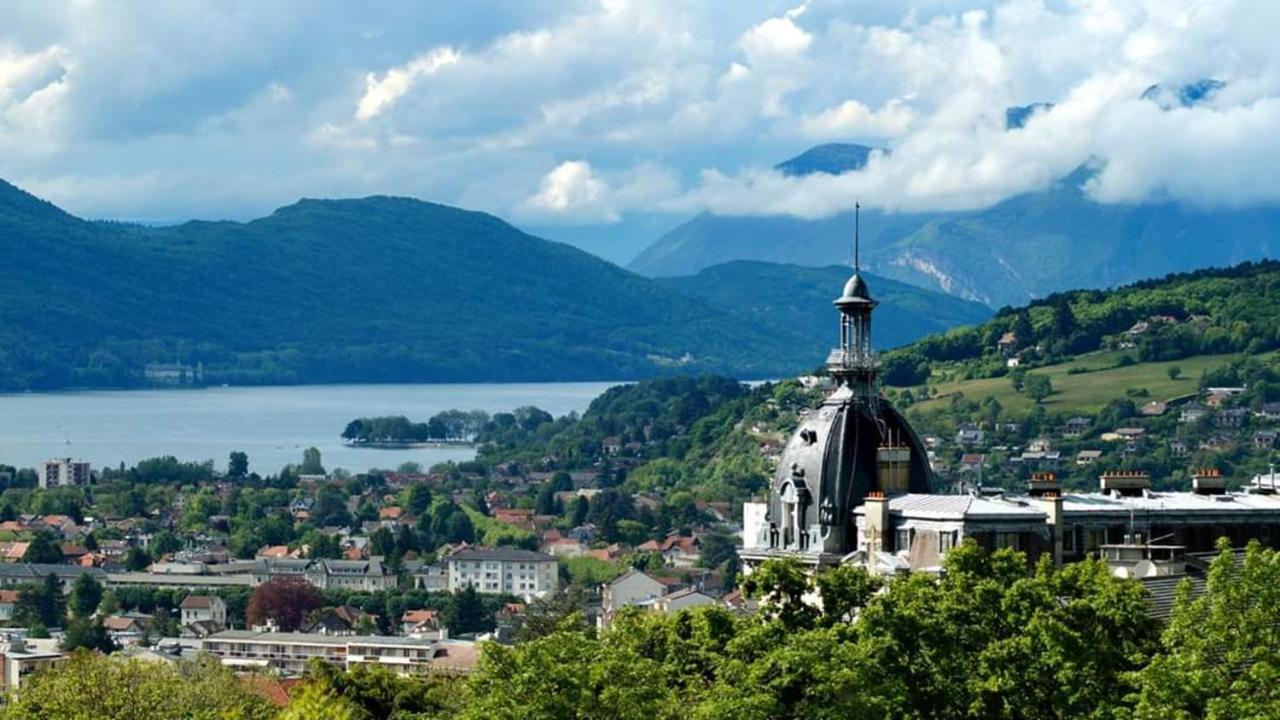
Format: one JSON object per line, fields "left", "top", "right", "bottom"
{"left": 1084, "top": 528, "right": 1105, "bottom": 553}
{"left": 940, "top": 531, "right": 957, "bottom": 553}
{"left": 895, "top": 529, "right": 912, "bottom": 551}
{"left": 1062, "top": 527, "right": 1076, "bottom": 553}
{"left": 996, "top": 532, "right": 1020, "bottom": 550}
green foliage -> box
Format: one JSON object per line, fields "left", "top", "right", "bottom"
{"left": 560, "top": 557, "right": 622, "bottom": 587}
{"left": 21, "top": 531, "right": 63, "bottom": 565}
{"left": 0, "top": 652, "right": 277, "bottom": 720}
{"left": 0, "top": 186, "right": 818, "bottom": 391}
{"left": 14, "top": 575, "right": 66, "bottom": 629}
{"left": 68, "top": 573, "right": 103, "bottom": 619}
{"left": 60, "top": 617, "right": 117, "bottom": 653}
{"left": 1129, "top": 540, "right": 1280, "bottom": 719}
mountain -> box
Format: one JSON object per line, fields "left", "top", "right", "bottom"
{"left": 774, "top": 143, "right": 874, "bottom": 176}
{"left": 628, "top": 140, "right": 1280, "bottom": 309}
{"left": 656, "top": 260, "right": 990, "bottom": 353}
{"left": 0, "top": 182, "right": 847, "bottom": 390}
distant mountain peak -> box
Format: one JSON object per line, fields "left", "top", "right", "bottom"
{"left": 1005, "top": 102, "right": 1054, "bottom": 130}
{"left": 1141, "top": 78, "right": 1225, "bottom": 109}
{"left": 775, "top": 143, "right": 878, "bottom": 177}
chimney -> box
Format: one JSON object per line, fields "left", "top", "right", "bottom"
{"left": 1037, "top": 491, "right": 1064, "bottom": 566}
{"left": 1099, "top": 470, "right": 1150, "bottom": 497}
{"left": 863, "top": 491, "right": 890, "bottom": 553}
{"left": 1191, "top": 467, "right": 1226, "bottom": 495}
{"left": 1028, "top": 471, "right": 1061, "bottom": 497}
{"left": 877, "top": 444, "right": 912, "bottom": 495}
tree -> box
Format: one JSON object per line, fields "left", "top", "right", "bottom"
{"left": 246, "top": 576, "right": 325, "bottom": 632}
{"left": 1167, "top": 365, "right": 1183, "bottom": 380}
{"left": 61, "top": 616, "right": 117, "bottom": 653}
{"left": 1130, "top": 540, "right": 1280, "bottom": 719}
{"left": 69, "top": 572, "right": 103, "bottom": 618}
{"left": 278, "top": 681, "right": 362, "bottom": 720}
{"left": 404, "top": 483, "right": 432, "bottom": 516}
{"left": 446, "top": 585, "right": 487, "bottom": 635}
{"left": 571, "top": 496, "right": 589, "bottom": 527}
{"left": 3, "top": 652, "right": 278, "bottom": 720}
{"left": 22, "top": 530, "right": 63, "bottom": 564}
{"left": 228, "top": 450, "right": 249, "bottom": 478}
{"left": 14, "top": 574, "right": 66, "bottom": 629}
{"left": 301, "top": 447, "right": 325, "bottom": 475}
{"left": 1024, "top": 374, "right": 1053, "bottom": 403}
{"left": 149, "top": 529, "right": 182, "bottom": 557}
{"left": 125, "top": 546, "right": 152, "bottom": 571}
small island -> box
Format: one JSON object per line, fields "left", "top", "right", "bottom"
{"left": 341, "top": 410, "right": 488, "bottom": 448}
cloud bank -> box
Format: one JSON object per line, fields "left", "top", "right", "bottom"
{"left": 0, "top": 1, "right": 1277, "bottom": 227}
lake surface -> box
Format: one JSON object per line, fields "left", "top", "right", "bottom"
{"left": 0, "top": 382, "right": 621, "bottom": 474}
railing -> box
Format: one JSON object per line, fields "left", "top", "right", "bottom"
{"left": 826, "top": 349, "right": 880, "bottom": 368}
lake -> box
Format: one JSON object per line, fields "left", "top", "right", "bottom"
{"left": 0, "top": 382, "right": 621, "bottom": 474}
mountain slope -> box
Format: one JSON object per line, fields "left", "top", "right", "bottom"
{"left": 657, "top": 261, "right": 990, "bottom": 354}
{"left": 628, "top": 145, "right": 1280, "bottom": 309}
{"left": 0, "top": 183, "right": 833, "bottom": 390}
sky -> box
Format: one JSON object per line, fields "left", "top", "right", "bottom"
{"left": 1, "top": 0, "right": 1278, "bottom": 263}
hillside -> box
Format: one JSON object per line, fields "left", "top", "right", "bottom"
{"left": 656, "top": 260, "right": 990, "bottom": 352}
{"left": 628, "top": 145, "right": 1280, "bottom": 308}
{"left": 0, "top": 181, "right": 831, "bottom": 390}
{"left": 881, "top": 259, "right": 1280, "bottom": 415}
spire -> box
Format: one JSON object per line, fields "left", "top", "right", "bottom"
{"left": 854, "top": 201, "right": 860, "bottom": 272}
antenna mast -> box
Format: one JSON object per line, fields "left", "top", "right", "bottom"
{"left": 854, "top": 201, "right": 860, "bottom": 271}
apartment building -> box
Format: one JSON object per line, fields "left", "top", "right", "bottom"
{"left": 446, "top": 547, "right": 558, "bottom": 600}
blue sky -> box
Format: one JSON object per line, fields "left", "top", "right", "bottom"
{"left": 1, "top": 1, "right": 1277, "bottom": 263}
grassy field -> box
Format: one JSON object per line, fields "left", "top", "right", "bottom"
{"left": 909, "top": 350, "right": 1262, "bottom": 417}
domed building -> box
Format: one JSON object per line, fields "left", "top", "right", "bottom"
{"left": 741, "top": 252, "right": 933, "bottom": 569}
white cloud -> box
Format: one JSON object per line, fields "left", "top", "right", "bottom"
{"left": 525, "top": 160, "right": 612, "bottom": 220}
{"left": 1, "top": 0, "right": 1279, "bottom": 231}
{"left": 355, "top": 47, "right": 459, "bottom": 121}
{"left": 740, "top": 3, "right": 813, "bottom": 60}
{"left": 798, "top": 97, "right": 915, "bottom": 139}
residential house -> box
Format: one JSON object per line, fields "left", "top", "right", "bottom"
{"left": 1180, "top": 402, "right": 1211, "bottom": 424}
{"left": 1063, "top": 417, "right": 1092, "bottom": 438}
{"left": 955, "top": 425, "right": 986, "bottom": 448}
{"left": 651, "top": 587, "right": 717, "bottom": 614}
{"left": 997, "top": 332, "right": 1018, "bottom": 356}
{"left": 542, "top": 538, "right": 585, "bottom": 557}
{"left": 1254, "top": 430, "right": 1279, "bottom": 450}
{"left": 1257, "top": 402, "right": 1280, "bottom": 422}
{"left": 1216, "top": 408, "right": 1250, "bottom": 428}
{"left": 0, "top": 591, "right": 18, "bottom": 621}
{"left": 301, "top": 605, "right": 375, "bottom": 635}
{"left": 1076, "top": 450, "right": 1103, "bottom": 466}
{"left": 660, "top": 535, "right": 701, "bottom": 568}
{"left": 180, "top": 595, "right": 228, "bottom": 628}
{"left": 401, "top": 609, "right": 442, "bottom": 637}
{"left": 601, "top": 437, "right": 623, "bottom": 455}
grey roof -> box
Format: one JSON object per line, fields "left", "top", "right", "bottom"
{"left": 1058, "top": 491, "right": 1280, "bottom": 516}
{"left": 1140, "top": 575, "right": 1205, "bottom": 621}
{"left": 836, "top": 273, "right": 873, "bottom": 305}
{"left": 875, "top": 494, "right": 1047, "bottom": 521}
{"left": 0, "top": 564, "right": 106, "bottom": 581}
{"left": 449, "top": 547, "right": 554, "bottom": 563}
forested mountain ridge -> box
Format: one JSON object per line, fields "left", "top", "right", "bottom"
{"left": 882, "top": 259, "right": 1280, "bottom": 387}
{"left": 0, "top": 179, "right": 995, "bottom": 391}
{"left": 656, "top": 260, "right": 991, "bottom": 351}
{"left": 0, "top": 184, "right": 827, "bottom": 390}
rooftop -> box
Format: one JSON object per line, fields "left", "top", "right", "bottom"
{"left": 449, "top": 547, "right": 554, "bottom": 563}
